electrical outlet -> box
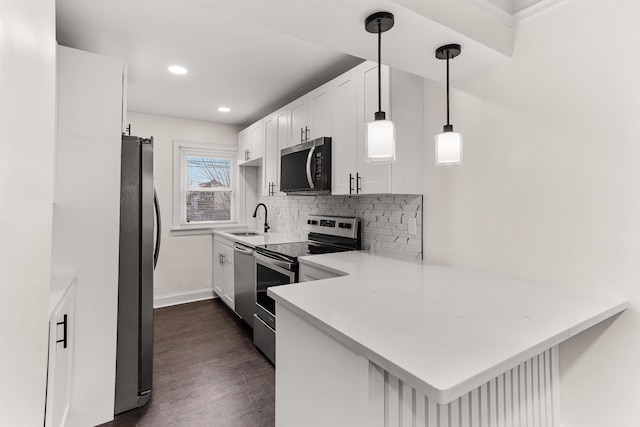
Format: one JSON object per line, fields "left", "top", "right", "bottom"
{"left": 408, "top": 218, "right": 417, "bottom": 235}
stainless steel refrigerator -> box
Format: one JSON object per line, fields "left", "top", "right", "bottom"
{"left": 114, "top": 135, "right": 161, "bottom": 414}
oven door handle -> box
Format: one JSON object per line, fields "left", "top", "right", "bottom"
{"left": 254, "top": 251, "right": 296, "bottom": 271}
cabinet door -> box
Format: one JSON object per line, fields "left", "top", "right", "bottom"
{"left": 46, "top": 287, "right": 75, "bottom": 427}
{"left": 222, "top": 245, "right": 235, "bottom": 309}
{"left": 331, "top": 70, "right": 358, "bottom": 195}
{"left": 238, "top": 128, "right": 250, "bottom": 164}
{"left": 213, "top": 237, "right": 235, "bottom": 309}
{"left": 309, "top": 83, "right": 332, "bottom": 140}
{"left": 249, "top": 120, "right": 264, "bottom": 161}
{"left": 263, "top": 110, "right": 287, "bottom": 196}
{"left": 357, "top": 62, "right": 391, "bottom": 194}
{"left": 275, "top": 111, "right": 289, "bottom": 194}
{"left": 288, "top": 97, "right": 310, "bottom": 147}
{"left": 263, "top": 114, "right": 277, "bottom": 197}
{"left": 213, "top": 242, "right": 224, "bottom": 297}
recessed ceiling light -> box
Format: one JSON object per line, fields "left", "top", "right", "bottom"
{"left": 168, "top": 65, "right": 188, "bottom": 75}
{"left": 218, "top": 107, "right": 231, "bottom": 112}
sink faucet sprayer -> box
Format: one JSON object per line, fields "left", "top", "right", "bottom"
{"left": 252, "top": 203, "right": 270, "bottom": 233}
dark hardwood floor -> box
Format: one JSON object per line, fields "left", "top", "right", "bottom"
{"left": 100, "top": 299, "right": 275, "bottom": 427}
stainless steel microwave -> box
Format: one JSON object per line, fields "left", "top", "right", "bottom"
{"left": 280, "top": 137, "right": 331, "bottom": 194}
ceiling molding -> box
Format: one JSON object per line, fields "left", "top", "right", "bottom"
{"left": 512, "top": 0, "right": 568, "bottom": 24}
{"left": 467, "top": 0, "right": 566, "bottom": 26}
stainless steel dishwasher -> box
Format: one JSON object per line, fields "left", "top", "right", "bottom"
{"left": 233, "top": 243, "right": 255, "bottom": 328}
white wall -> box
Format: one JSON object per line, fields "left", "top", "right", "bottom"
{"left": 126, "top": 112, "right": 240, "bottom": 304}
{"left": 423, "top": 0, "right": 640, "bottom": 426}
{"left": 0, "top": 0, "right": 56, "bottom": 424}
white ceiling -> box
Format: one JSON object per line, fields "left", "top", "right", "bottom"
{"left": 56, "top": 0, "right": 520, "bottom": 127}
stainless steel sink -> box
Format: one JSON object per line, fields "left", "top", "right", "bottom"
{"left": 229, "top": 231, "right": 260, "bottom": 237}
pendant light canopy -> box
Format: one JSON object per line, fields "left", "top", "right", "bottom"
{"left": 364, "top": 12, "right": 396, "bottom": 163}
{"left": 435, "top": 44, "right": 463, "bottom": 166}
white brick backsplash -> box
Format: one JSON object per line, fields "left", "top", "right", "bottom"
{"left": 254, "top": 183, "right": 422, "bottom": 260}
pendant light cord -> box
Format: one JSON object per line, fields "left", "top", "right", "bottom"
{"left": 446, "top": 51, "right": 450, "bottom": 127}
{"left": 377, "top": 19, "right": 382, "bottom": 114}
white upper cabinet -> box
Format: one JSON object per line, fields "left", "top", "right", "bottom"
{"left": 309, "top": 83, "right": 332, "bottom": 140}
{"left": 238, "top": 128, "right": 250, "bottom": 162}
{"left": 285, "top": 81, "right": 333, "bottom": 147}
{"left": 240, "top": 60, "right": 424, "bottom": 197}
{"left": 356, "top": 61, "right": 392, "bottom": 194}
{"left": 250, "top": 120, "right": 264, "bottom": 160}
{"left": 332, "top": 61, "right": 424, "bottom": 195}
{"left": 263, "top": 109, "right": 288, "bottom": 196}
{"left": 238, "top": 119, "right": 264, "bottom": 165}
{"left": 287, "top": 97, "right": 310, "bottom": 147}
{"left": 331, "top": 69, "right": 359, "bottom": 196}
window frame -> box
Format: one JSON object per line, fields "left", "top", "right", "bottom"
{"left": 172, "top": 140, "right": 238, "bottom": 231}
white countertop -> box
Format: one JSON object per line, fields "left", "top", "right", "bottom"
{"left": 213, "top": 229, "right": 305, "bottom": 247}
{"left": 50, "top": 273, "right": 76, "bottom": 317}
{"left": 269, "top": 251, "right": 627, "bottom": 404}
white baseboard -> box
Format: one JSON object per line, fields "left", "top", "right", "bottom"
{"left": 153, "top": 288, "right": 217, "bottom": 308}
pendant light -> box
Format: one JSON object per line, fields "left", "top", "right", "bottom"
{"left": 364, "top": 12, "right": 396, "bottom": 163}
{"left": 435, "top": 44, "right": 462, "bottom": 166}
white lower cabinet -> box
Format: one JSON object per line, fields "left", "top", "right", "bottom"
{"left": 46, "top": 278, "right": 76, "bottom": 427}
{"left": 213, "top": 236, "right": 235, "bottom": 309}
{"left": 299, "top": 263, "right": 341, "bottom": 282}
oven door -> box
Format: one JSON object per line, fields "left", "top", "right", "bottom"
{"left": 254, "top": 251, "right": 296, "bottom": 330}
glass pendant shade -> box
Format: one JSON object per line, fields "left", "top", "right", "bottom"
{"left": 435, "top": 130, "right": 462, "bottom": 165}
{"left": 365, "top": 119, "right": 396, "bottom": 163}
{"left": 435, "top": 44, "right": 463, "bottom": 167}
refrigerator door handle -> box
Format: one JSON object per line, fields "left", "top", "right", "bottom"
{"left": 153, "top": 188, "right": 161, "bottom": 269}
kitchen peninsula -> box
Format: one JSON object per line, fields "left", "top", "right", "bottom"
{"left": 269, "top": 251, "right": 627, "bottom": 427}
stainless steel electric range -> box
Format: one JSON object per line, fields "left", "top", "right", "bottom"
{"left": 252, "top": 214, "right": 361, "bottom": 364}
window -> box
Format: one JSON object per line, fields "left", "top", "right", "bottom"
{"left": 173, "top": 141, "right": 237, "bottom": 228}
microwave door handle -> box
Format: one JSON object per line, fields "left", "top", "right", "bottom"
{"left": 306, "top": 146, "right": 315, "bottom": 189}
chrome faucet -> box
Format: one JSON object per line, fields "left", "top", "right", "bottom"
{"left": 252, "top": 203, "right": 270, "bottom": 233}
